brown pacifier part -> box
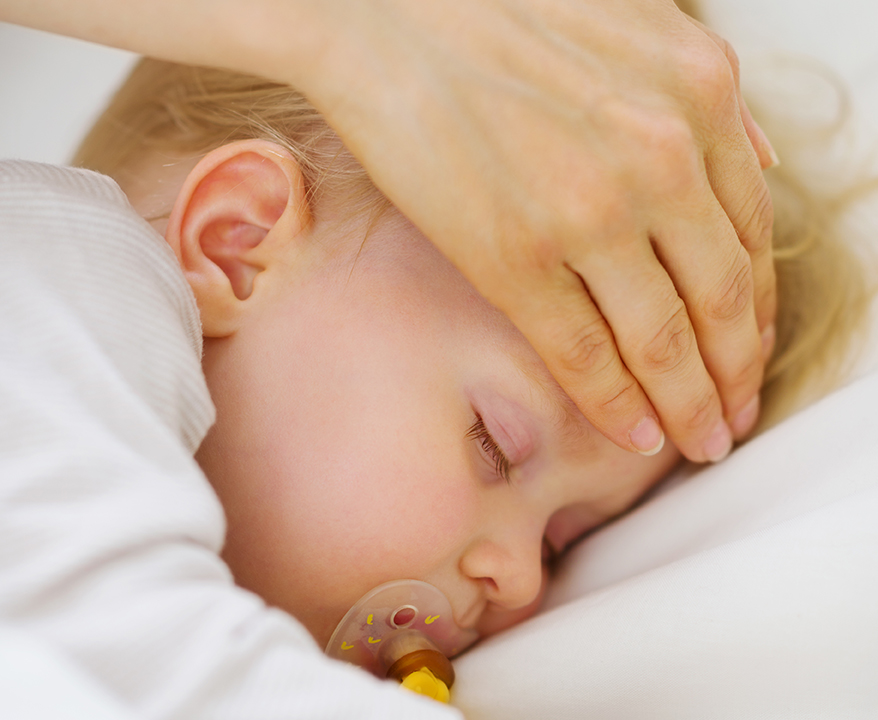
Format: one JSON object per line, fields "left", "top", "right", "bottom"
{"left": 380, "top": 630, "right": 456, "bottom": 688}
{"left": 386, "top": 648, "right": 455, "bottom": 689}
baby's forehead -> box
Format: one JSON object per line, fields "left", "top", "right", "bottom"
{"left": 517, "top": 359, "right": 590, "bottom": 446}
{"left": 354, "top": 212, "right": 587, "bottom": 435}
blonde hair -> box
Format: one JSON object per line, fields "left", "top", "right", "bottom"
{"left": 74, "top": 60, "right": 390, "bottom": 223}
{"left": 73, "top": 55, "right": 875, "bottom": 434}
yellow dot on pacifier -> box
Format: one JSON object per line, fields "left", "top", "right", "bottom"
{"left": 400, "top": 668, "right": 451, "bottom": 703}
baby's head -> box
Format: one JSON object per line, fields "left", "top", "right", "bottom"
{"left": 163, "top": 136, "right": 680, "bottom": 645}
{"left": 75, "top": 59, "right": 681, "bottom": 647}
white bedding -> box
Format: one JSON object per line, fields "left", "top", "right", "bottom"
{"left": 2, "top": 1, "right": 878, "bottom": 718}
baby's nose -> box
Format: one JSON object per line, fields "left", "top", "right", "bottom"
{"left": 460, "top": 534, "right": 545, "bottom": 611}
{"left": 475, "top": 565, "right": 550, "bottom": 638}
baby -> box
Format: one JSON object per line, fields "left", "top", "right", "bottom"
{"left": 137, "top": 136, "right": 684, "bottom": 639}
{"left": 71, "top": 57, "right": 695, "bottom": 651}
{"left": 174, "top": 137, "right": 682, "bottom": 645}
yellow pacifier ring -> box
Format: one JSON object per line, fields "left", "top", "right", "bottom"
{"left": 400, "top": 667, "right": 451, "bottom": 703}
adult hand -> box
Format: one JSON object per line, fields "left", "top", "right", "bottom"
{"left": 1, "top": 0, "right": 777, "bottom": 463}
{"left": 282, "top": 0, "right": 777, "bottom": 462}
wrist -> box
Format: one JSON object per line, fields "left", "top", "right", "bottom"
{"left": 210, "top": 0, "right": 357, "bottom": 99}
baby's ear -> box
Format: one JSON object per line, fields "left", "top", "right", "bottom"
{"left": 165, "top": 139, "right": 309, "bottom": 337}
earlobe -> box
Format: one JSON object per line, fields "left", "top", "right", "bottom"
{"left": 164, "top": 139, "right": 309, "bottom": 337}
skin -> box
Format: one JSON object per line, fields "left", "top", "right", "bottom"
{"left": 156, "top": 141, "right": 681, "bottom": 648}
{"left": 3, "top": 0, "right": 773, "bottom": 464}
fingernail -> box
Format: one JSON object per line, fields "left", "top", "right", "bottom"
{"left": 755, "top": 122, "right": 781, "bottom": 169}
{"left": 703, "top": 419, "right": 733, "bottom": 463}
{"left": 761, "top": 324, "right": 776, "bottom": 361}
{"left": 765, "top": 141, "right": 780, "bottom": 169}
{"left": 731, "top": 394, "right": 760, "bottom": 438}
{"left": 630, "top": 416, "right": 665, "bottom": 456}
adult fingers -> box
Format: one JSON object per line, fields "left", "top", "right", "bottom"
{"left": 574, "top": 226, "right": 736, "bottom": 463}
{"left": 688, "top": 19, "right": 779, "bottom": 347}
{"left": 649, "top": 196, "right": 764, "bottom": 443}
{"left": 567, "top": 69, "right": 761, "bottom": 454}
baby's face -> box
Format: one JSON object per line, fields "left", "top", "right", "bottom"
{"left": 195, "top": 208, "right": 680, "bottom": 648}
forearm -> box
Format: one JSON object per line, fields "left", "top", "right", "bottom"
{"left": 0, "top": 0, "right": 328, "bottom": 88}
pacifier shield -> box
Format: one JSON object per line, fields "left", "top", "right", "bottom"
{"left": 324, "top": 579, "right": 479, "bottom": 679}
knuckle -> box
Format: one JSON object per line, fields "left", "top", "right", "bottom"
{"left": 504, "top": 232, "right": 566, "bottom": 278}
{"left": 628, "top": 113, "right": 703, "bottom": 199}
{"left": 724, "top": 350, "right": 764, "bottom": 400}
{"left": 679, "top": 385, "right": 718, "bottom": 435}
{"left": 597, "top": 375, "right": 642, "bottom": 415}
{"left": 679, "top": 42, "right": 738, "bottom": 114}
{"left": 637, "top": 115, "right": 702, "bottom": 196}
{"left": 651, "top": 115, "right": 698, "bottom": 163}
{"left": 604, "top": 98, "right": 702, "bottom": 198}
{"left": 590, "top": 191, "right": 638, "bottom": 238}
{"left": 552, "top": 315, "right": 617, "bottom": 378}
{"left": 738, "top": 184, "right": 775, "bottom": 253}
{"left": 557, "top": 179, "right": 637, "bottom": 243}
{"left": 703, "top": 252, "right": 753, "bottom": 324}
{"left": 712, "top": 33, "right": 741, "bottom": 77}
{"left": 639, "top": 299, "right": 695, "bottom": 375}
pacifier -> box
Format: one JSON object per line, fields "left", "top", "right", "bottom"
{"left": 325, "top": 580, "right": 479, "bottom": 703}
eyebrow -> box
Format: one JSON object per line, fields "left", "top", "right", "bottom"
{"left": 508, "top": 348, "right": 594, "bottom": 448}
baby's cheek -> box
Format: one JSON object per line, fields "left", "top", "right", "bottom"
{"left": 474, "top": 564, "right": 550, "bottom": 640}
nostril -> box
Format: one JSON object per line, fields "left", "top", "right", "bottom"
{"left": 480, "top": 576, "right": 500, "bottom": 598}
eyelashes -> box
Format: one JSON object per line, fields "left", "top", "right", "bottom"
{"left": 467, "top": 413, "right": 562, "bottom": 567}
{"left": 466, "top": 413, "right": 512, "bottom": 483}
